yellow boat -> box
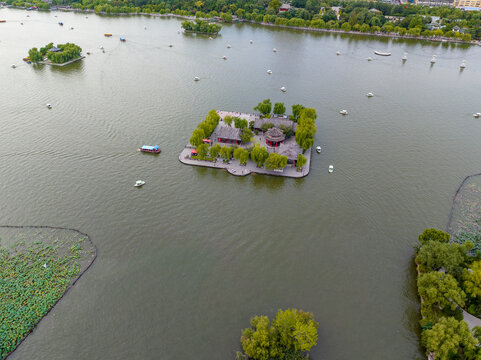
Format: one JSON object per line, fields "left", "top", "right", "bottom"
{"left": 104, "top": 33, "right": 112, "bottom": 37}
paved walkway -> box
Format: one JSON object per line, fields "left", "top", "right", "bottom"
{"left": 178, "top": 146, "right": 311, "bottom": 178}
{"left": 463, "top": 309, "right": 481, "bottom": 330}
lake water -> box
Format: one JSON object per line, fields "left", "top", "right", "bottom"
{"left": 1, "top": 8, "right": 481, "bottom": 360}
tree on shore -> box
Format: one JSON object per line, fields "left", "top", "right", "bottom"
{"left": 234, "top": 118, "right": 248, "bottom": 129}
{"left": 296, "top": 154, "right": 307, "bottom": 170}
{"left": 220, "top": 146, "right": 233, "bottom": 160}
{"left": 250, "top": 144, "right": 269, "bottom": 167}
{"left": 273, "top": 102, "right": 286, "bottom": 115}
{"left": 265, "top": 153, "right": 287, "bottom": 170}
{"left": 224, "top": 116, "right": 233, "bottom": 127}
{"left": 241, "top": 128, "right": 253, "bottom": 143}
{"left": 210, "top": 144, "right": 221, "bottom": 159}
{"left": 190, "top": 128, "right": 205, "bottom": 147}
{"left": 254, "top": 99, "right": 272, "bottom": 117}
{"left": 291, "top": 104, "right": 305, "bottom": 122}
{"left": 234, "top": 147, "right": 249, "bottom": 165}
{"left": 415, "top": 240, "right": 472, "bottom": 273}
{"left": 196, "top": 143, "right": 209, "bottom": 159}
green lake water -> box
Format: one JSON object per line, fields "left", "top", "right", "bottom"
{"left": 1, "top": 8, "right": 481, "bottom": 359}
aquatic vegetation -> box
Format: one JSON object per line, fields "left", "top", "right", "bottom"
{"left": 0, "top": 227, "right": 95, "bottom": 359}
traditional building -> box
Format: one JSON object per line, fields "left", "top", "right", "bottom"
{"left": 217, "top": 127, "right": 242, "bottom": 145}
{"left": 265, "top": 127, "right": 286, "bottom": 147}
{"left": 253, "top": 117, "right": 297, "bottom": 133}
{"left": 276, "top": 142, "right": 303, "bottom": 166}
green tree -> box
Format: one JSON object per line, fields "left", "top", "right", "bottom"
{"left": 241, "top": 128, "right": 253, "bottom": 143}
{"left": 28, "top": 47, "right": 43, "bottom": 63}
{"left": 224, "top": 116, "right": 233, "bottom": 127}
{"left": 265, "top": 153, "right": 287, "bottom": 170}
{"left": 341, "top": 22, "right": 351, "bottom": 31}
{"left": 190, "top": 128, "right": 205, "bottom": 147}
{"left": 422, "top": 317, "right": 477, "bottom": 360}
{"left": 234, "top": 147, "right": 250, "bottom": 165}
{"left": 254, "top": 99, "right": 272, "bottom": 117}
{"left": 464, "top": 261, "right": 481, "bottom": 299}
{"left": 418, "top": 228, "right": 450, "bottom": 246}
{"left": 220, "top": 146, "right": 233, "bottom": 160}
{"left": 418, "top": 271, "right": 466, "bottom": 320}
{"left": 241, "top": 316, "right": 281, "bottom": 360}
{"left": 234, "top": 118, "right": 248, "bottom": 129}
{"left": 291, "top": 104, "right": 305, "bottom": 122}
{"left": 273, "top": 308, "right": 319, "bottom": 352}
{"left": 196, "top": 143, "right": 209, "bottom": 159}
{"left": 250, "top": 144, "right": 269, "bottom": 167}
{"left": 273, "top": 102, "right": 286, "bottom": 115}
{"left": 260, "top": 123, "right": 275, "bottom": 132}
{"left": 296, "top": 154, "right": 307, "bottom": 170}
{"left": 360, "top": 23, "right": 370, "bottom": 32}
{"left": 416, "top": 240, "right": 472, "bottom": 273}
{"left": 210, "top": 143, "right": 221, "bottom": 158}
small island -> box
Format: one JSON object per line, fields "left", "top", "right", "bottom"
{"left": 179, "top": 100, "right": 317, "bottom": 178}
{"left": 27, "top": 42, "right": 84, "bottom": 66}
{"left": 181, "top": 19, "right": 222, "bottom": 35}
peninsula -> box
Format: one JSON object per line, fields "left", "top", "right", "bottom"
{"left": 27, "top": 42, "right": 84, "bottom": 66}
{"left": 179, "top": 100, "right": 317, "bottom": 178}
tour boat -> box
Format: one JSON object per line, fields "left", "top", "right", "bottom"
{"left": 367, "top": 57, "right": 372, "bottom": 61}
{"left": 134, "top": 180, "right": 145, "bottom": 187}
{"left": 226, "top": 44, "right": 231, "bottom": 48}
{"left": 374, "top": 51, "right": 391, "bottom": 56}
{"left": 329, "top": 165, "right": 334, "bottom": 173}
{"left": 139, "top": 145, "right": 161, "bottom": 153}
{"left": 194, "top": 76, "right": 200, "bottom": 81}
{"left": 316, "top": 146, "right": 321, "bottom": 153}
{"left": 473, "top": 113, "right": 481, "bottom": 118}
{"left": 460, "top": 60, "right": 466, "bottom": 69}
{"left": 267, "top": 69, "right": 272, "bottom": 74}
{"left": 46, "top": 104, "right": 52, "bottom": 109}
{"left": 120, "top": 37, "right": 126, "bottom": 42}
{"left": 222, "top": 55, "right": 227, "bottom": 60}
{"left": 339, "top": 110, "right": 348, "bottom": 115}
{"left": 336, "top": 51, "right": 340, "bottom": 55}
{"left": 280, "top": 86, "right": 286, "bottom": 92}
{"left": 366, "top": 92, "right": 374, "bottom": 97}
{"left": 104, "top": 33, "right": 112, "bottom": 37}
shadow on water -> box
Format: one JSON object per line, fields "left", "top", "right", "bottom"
{"left": 251, "top": 172, "right": 285, "bottom": 190}
{"left": 49, "top": 60, "right": 84, "bottom": 73}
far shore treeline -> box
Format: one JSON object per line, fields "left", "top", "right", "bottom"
{"left": 5, "top": 0, "right": 479, "bottom": 41}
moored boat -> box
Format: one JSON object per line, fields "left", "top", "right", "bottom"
{"left": 374, "top": 51, "right": 391, "bottom": 56}
{"left": 104, "top": 33, "right": 112, "bottom": 37}
{"left": 316, "top": 146, "right": 321, "bottom": 153}
{"left": 120, "top": 37, "right": 126, "bottom": 42}
{"left": 139, "top": 145, "right": 161, "bottom": 153}
{"left": 134, "top": 180, "right": 145, "bottom": 187}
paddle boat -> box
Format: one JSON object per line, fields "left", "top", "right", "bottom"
{"left": 104, "top": 33, "right": 112, "bottom": 37}
{"left": 329, "top": 165, "right": 334, "bottom": 173}
{"left": 460, "top": 60, "right": 466, "bottom": 69}
{"left": 250, "top": 40, "right": 253, "bottom": 44}
{"left": 58, "top": 21, "right": 63, "bottom": 26}
{"left": 267, "top": 69, "right": 272, "bottom": 74}
{"left": 168, "top": 44, "right": 173, "bottom": 47}
{"left": 120, "top": 37, "right": 126, "bottom": 42}
{"left": 222, "top": 55, "right": 227, "bottom": 60}
{"left": 273, "top": 48, "right": 278, "bottom": 52}
{"left": 339, "top": 110, "right": 348, "bottom": 115}
{"left": 366, "top": 92, "right": 374, "bottom": 97}
{"left": 134, "top": 180, "right": 145, "bottom": 187}
{"left": 402, "top": 52, "right": 408, "bottom": 61}
{"left": 280, "top": 86, "right": 286, "bottom": 92}
{"left": 367, "top": 57, "right": 372, "bottom": 61}
{"left": 336, "top": 51, "right": 340, "bottom": 55}
{"left": 316, "top": 146, "right": 321, "bottom": 153}
{"left": 430, "top": 55, "right": 437, "bottom": 64}
{"left": 46, "top": 104, "right": 52, "bottom": 109}
{"left": 374, "top": 51, "right": 391, "bottom": 56}
{"left": 194, "top": 76, "right": 200, "bottom": 81}
{"left": 11, "top": 64, "right": 16, "bottom": 68}
{"left": 139, "top": 145, "right": 161, "bottom": 153}
{"left": 208, "top": 37, "right": 213, "bottom": 40}
{"left": 226, "top": 44, "right": 231, "bottom": 48}
{"left": 473, "top": 113, "right": 481, "bottom": 118}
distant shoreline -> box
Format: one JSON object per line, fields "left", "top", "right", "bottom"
{"left": 3, "top": 6, "right": 477, "bottom": 46}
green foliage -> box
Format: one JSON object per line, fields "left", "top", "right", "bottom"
{"left": 418, "top": 228, "right": 450, "bottom": 246}
{"left": 250, "top": 144, "right": 269, "bottom": 167}
{"left": 280, "top": 124, "right": 293, "bottom": 139}
{"left": 296, "top": 154, "right": 307, "bottom": 170}
{"left": 190, "top": 128, "right": 205, "bottom": 147}
{"left": 241, "top": 128, "right": 253, "bottom": 143}
{"left": 196, "top": 143, "right": 209, "bottom": 159}
{"left": 463, "top": 261, "right": 481, "bottom": 299}
{"left": 417, "top": 271, "right": 466, "bottom": 321}
{"left": 181, "top": 19, "right": 222, "bottom": 34}
{"left": 416, "top": 240, "right": 472, "bottom": 273}
{"left": 233, "top": 147, "right": 250, "bottom": 165}
{"left": 240, "top": 309, "right": 318, "bottom": 360}
{"left": 224, "top": 115, "right": 233, "bottom": 127}
{"left": 0, "top": 241, "right": 84, "bottom": 359}
{"left": 291, "top": 104, "right": 305, "bottom": 122}
{"left": 422, "top": 317, "right": 477, "bottom": 360}
{"left": 265, "top": 153, "right": 287, "bottom": 170}
{"left": 254, "top": 99, "right": 272, "bottom": 117}
{"left": 260, "top": 123, "right": 275, "bottom": 132}
{"left": 28, "top": 47, "right": 42, "bottom": 63}
{"left": 190, "top": 110, "right": 220, "bottom": 146}
{"left": 220, "top": 146, "right": 233, "bottom": 160}
{"left": 273, "top": 102, "right": 286, "bottom": 115}
{"left": 46, "top": 43, "right": 82, "bottom": 64}
{"left": 234, "top": 117, "right": 248, "bottom": 129}
{"left": 295, "top": 107, "right": 317, "bottom": 153}
{"left": 210, "top": 143, "right": 221, "bottom": 158}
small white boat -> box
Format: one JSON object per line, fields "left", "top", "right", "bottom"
{"left": 366, "top": 92, "right": 374, "bottom": 97}
{"left": 208, "top": 37, "right": 213, "bottom": 40}
{"left": 222, "top": 55, "right": 227, "bottom": 60}
{"left": 328, "top": 165, "right": 334, "bottom": 173}
{"left": 374, "top": 51, "right": 391, "bottom": 56}
{"left": 250, "top": 40, "right": 253, "bottom": 44}
{"left": 168, "top": 44, "right": 173, "bottom": 47}
{"left": 194, "top": 76, "right": 200, "bottom": 81}
{"left": 402, "top": 52, "right": 407, "bottom": 61}
{"left": 46, "top": 104, "right": 52, "bottom": 109}
{"left": 367, "top": 57, "right": 372, "bottom": 61}
{"left": 430, "top": 55, "right": 437, "bottom": 64}
{"left": 267, "top": 69, "right": 272, "bottom": 74}
{"left": 336, "top": 51, "right": 340, "bottom": 55}
{"left": 473, "top": 113, "right": 481, "bottom": 118}
{"left": 99, "top": 45, "right": 104, "bottom": 49}
{"left": 273, "top": 48, "right": 278, "bottom": 52}
{"left": 280, "top": 86, "right": 286, "bottom": 92}
{"left": 339, "top": 110, "right": 348, "bottom": 115}
{"left": 134, "top": 180, "right": 145, "bottom": 187}
{"left": 316, "top": 146, "right": 321, "bottom": 153}
{"left": 226, "top": 44, "right": 231, "bottom": 48}
{"left": 11, "top": 64, "right": 16, "bottom": 68}
{"left": 460, "top": 60, "right": 466, "bottom": 69}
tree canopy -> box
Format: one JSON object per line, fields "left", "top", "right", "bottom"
{"left": 273, "top": 102, "right": 286, "bottom": 115}
{"left": 416, "top": 240, "right": 473, "bottom": 274}
{"left": 181, "top": 19, "right": 222, "bottom": 34}
{"left": 265, "top": 153, "right": 287, "bottom": 170}
{"left": 250, "top": 144, "right": 269, "bottom": 167}
{"left": 254, "top": 99, "right": 272, "bottom": 117}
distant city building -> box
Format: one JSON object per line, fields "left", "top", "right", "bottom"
{"left": 279, "top": 4, "right": 291, "bottom": 11}
{"left": 416, "top": 0, "right": 453, "bottom": 6}
{"left": 454, "top": 0, "right": 481, "bottom": 9}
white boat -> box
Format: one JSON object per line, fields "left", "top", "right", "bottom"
{"left": 402, "top": 52, "right": 407, "bottom": 61}
{"left": 99, "top": 45, "right": 104, "bottom": 49}
{"left": 328, "top": 165, "right": 334, "bottom": 173}
{"left": 374, "top": 51, "right": 391, "bottom": 56}
{"left": 267, "top": 69, "right": 272, "bottom": 74}
{"left": 194, "top": 76, "right": 200, "bottom": 81}
{"left": 134, "top": 180, "right": 145, "bottom": 187}
{"left": 222, "top": 55, "right": 227, "bottom": 60}
{"left": 339, "top": 110, "right": 348, "bottom": 115}
{"left": 460, "top": 60, "right": 466, "bottom": 69}
{"left": 208, "top": 37, "right": 213, "bottom": 40}
{"left": 336, "top": 51, "right": 340, "bottom": 55}
{"left": 250, "top": 40, "right": 253, "bottom": 44}
{"left": 168, "top": 44, "right": 173, "bottom": 47}
{"left": 10, "top": 64, "right": 16, "bottom": 68}
{"left": 430, "top": 55, "right": 436, "bottom": 64}
{"left": 316, "top": 146, "right": 321, "bottom": 153}
{"left": 46, "top": 104, "right": 52, "bottom": 109}
{"left": 273, "top": 48, "right": 278, "bottom": 52}
{"left": 226, "top": 44, "right": 231, "bottom": 48}
{"left": 280, "top": 86, "right": 286, "bottom": 92}
{"left": 473, "top": 113, "right": 481, "bottom": 118}
{"left": 366, "top": 92, "right": 374, "bottom": 97}
{"left": 367, "top": 57, "right": 372, "bottom": 61}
